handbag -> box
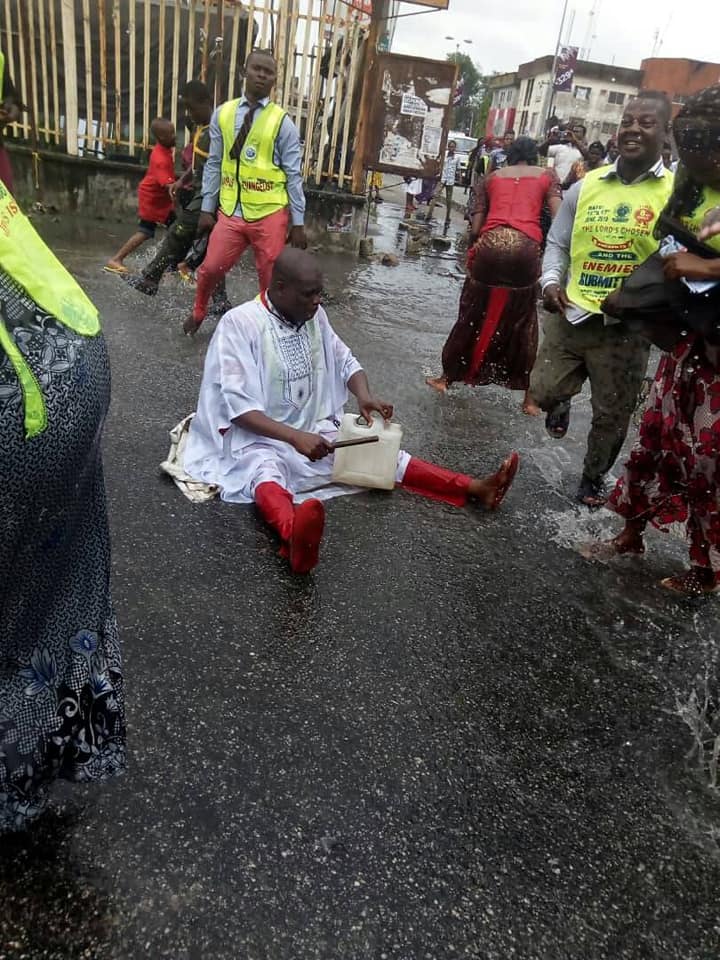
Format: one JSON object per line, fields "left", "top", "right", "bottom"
{"left": 602, "top": 213, "right": 720, "bottom": 348}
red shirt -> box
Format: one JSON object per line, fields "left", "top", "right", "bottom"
{"left": 481, "top": 170, "right": 555, "bottom": 245}
{"left": 137, "top": 143, "right": 175, "bottom": 222}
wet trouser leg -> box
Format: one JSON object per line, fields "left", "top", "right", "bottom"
{"left": 444, "top": 185, "right": 454, "bottom": 222}
{"left": 142, "top": 205, "right": 199, "bottom": 284}
{"left": 582, "top": 324, "right": 649, "bottom": 482}
{"left": 529, "top": 311, "right": 588, "bottom": 412}
{"left": 530, "top": 313, "right": 649, "bottom": 482}
{"left": 193, "top": 213, "right": 250, "bottom": 323}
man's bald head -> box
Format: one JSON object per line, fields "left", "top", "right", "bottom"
{"left": 272, "top": 248, "right": 321, "bottom": 285}
{"left": 269, "top": 249, "right": 323, "bottom": 325}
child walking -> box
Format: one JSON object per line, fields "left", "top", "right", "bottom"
{"left": 105, "top": 118, "right": 176, "bottom": 274}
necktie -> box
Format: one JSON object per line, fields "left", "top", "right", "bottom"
{"left": 230, "top": 105, "right": 257, "bottom": 161}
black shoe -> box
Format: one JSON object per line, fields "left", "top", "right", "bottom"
{"left": 208, "top": 297, "right": 232, "bottom": 319}
{"left": 576, "top": 475, "right": 607, "bottom": 509}
{"left": 545, "top": 399, "right": 571, "bottom": 439}
{"left": 125, "top": 274, "right": 158, "bottom": 296}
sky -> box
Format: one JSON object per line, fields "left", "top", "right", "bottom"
{"left": 392, "top": 0, "right": 720, "bottom": 76}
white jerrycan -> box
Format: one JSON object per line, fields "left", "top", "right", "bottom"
{"left": 332, "top": 414, "right": 403, "bottom": 490}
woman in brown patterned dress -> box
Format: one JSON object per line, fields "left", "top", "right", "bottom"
{"left": 427, "top": 137, "right": 562, "bottom": 414}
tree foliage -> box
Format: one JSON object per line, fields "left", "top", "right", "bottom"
{"left": 446, "top": 53, "right": 493, "bottom": 137}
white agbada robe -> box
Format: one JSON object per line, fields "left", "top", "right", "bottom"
{"left": 184, "top": 296, "right": 411, "bottom": 504}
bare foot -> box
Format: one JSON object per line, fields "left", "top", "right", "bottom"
{"left": 522, "top": 391, "right": 542, "bottom": 416}
{"left": 468, "top": 452, "right": 520, "bottom": 510}
{"left": 182, "top": 314, "right": 202, "bottom": 337}
{"left": 426, "top": 375, "right": 449, "bottom": 393}
{"left": 660, "top": 567, "right": 719, "bottom": 596}
{"left": 578, "top": 533, "right": 645, "bottom": 560}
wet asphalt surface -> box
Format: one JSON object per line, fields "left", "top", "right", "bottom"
{"left": 3, "top": 190, "right": 720, "bottom": 959}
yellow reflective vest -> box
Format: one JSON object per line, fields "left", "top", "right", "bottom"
{"left": 218, "top": 99, "right": 289, "bottom": 221}
{"left": 0, "top": 181, "right": 100, "bottom": 438}
{"left": 567, "top": 165, "right": 674, "bottom": 314}
{"left": 679, "top": 185, "right": 720, "bottom": 254}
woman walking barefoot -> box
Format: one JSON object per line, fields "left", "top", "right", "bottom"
{"left": 427, "top": 137, "right": 562, "bottom": 414}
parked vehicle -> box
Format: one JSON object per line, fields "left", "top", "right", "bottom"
{"left": 448, "top": 133, "right": 478, "bottom": 184}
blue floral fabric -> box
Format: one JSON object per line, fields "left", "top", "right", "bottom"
{"left": 0, "top": 267, "right": 125, "bottom": 833}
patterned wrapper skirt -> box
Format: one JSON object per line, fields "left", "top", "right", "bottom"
{"left": 441, "top": 226, "right": 540, "bottom": 390}
{"left": 609, "top": 336, "right": 720, "bottom": 575}
{"left": 0, "top": 269, "right": 125, "bottom": 833}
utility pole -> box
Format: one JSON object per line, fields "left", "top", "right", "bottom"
{"left": 349, "top": 0, "right": 392, "bottom": 194}
{"left": 541, "top": 0, "right": 570, "bottom": 135}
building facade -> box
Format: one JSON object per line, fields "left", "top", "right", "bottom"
{"left": 514, "top": 56, "right": 642, "bottom": 143}
{"left": 641, "top": 58, "right": 720, "bottom": 113}
{"left": 484, "top": 55, "right": 720, "bottom": 147}
{"left": 485, "top": 72, "right": 519, "bottom": 139}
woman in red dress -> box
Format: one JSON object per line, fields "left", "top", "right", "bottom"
{"left": 427, "top": 137, "right": 562, "bottom": 414}
{"left": 587, "top": 85, "right": 720, "bottom": 595}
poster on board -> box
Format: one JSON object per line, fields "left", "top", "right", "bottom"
{"left": 362, "top": 53, "right": 458, "bottom": 177}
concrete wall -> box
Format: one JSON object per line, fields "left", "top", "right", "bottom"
{"left": 7, "top": 145, "right": 368, "bottom": 251}
{"left": 8, "top": 145, "right": 144, "bottom": 220}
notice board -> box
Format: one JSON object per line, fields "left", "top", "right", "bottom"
{"left": 362, "top": 53, "right": 458, "bottom": 178}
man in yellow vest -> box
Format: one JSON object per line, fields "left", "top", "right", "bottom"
{"left": 0, "top": 49, "right": 21, "bottom": 191}
{"left": 530, "top": 91, "right": 674, "bottom": 507}
{"left": 183, "top": 49, "right": 306, "bottom": 336}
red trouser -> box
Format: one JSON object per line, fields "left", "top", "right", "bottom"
{"left": 192, "top": 207, "right": 289, "bottom": 322}
{"left": 254, "top": 458, "right": 472, "bottom": 542}
{"left": 0, "top": 147, "right": 13, "bottom": 191}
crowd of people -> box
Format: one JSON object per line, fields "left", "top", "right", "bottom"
{"left": 2, "top": 41, "right": 720, "bottom": 835}
{"left": 425, "top": 87, "right": 720, "bottom": 592}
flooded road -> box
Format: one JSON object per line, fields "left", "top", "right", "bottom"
{"left": 3, "top": 196, "right": 720, "bottom": 959}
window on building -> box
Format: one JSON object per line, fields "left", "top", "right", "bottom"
{"left": 574, "top": 85, "right": 592, "bottom": 102}
{"left": 530, "top": 112, "right": 539, "bottom": 134}
{"left": 601, "top": 121, "right": 617, "bottom": 135}
{"left": 519, "top": 110, "right": 528, "bottom": 134}
{"left": 607, "top": 90, "right": 626, "bottom": 106}
{"left": 523, "top": 78, "right": 535, "bottom": 107}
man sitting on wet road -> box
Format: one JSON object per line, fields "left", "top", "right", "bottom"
{"left": 184, "top": 249, "right": 520, "bottom": 574}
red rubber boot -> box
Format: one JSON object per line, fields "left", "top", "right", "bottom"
{"left": 289, "top": 500, "right": 325, "bottom": 574}
{"left": 400, "top": 457, "right": 472, "bottom": 508}
{"left": 255, "top": 483, "right": 325, "bottom": 573}
{"left": 255, "top": 482, "right": 295, "bottom": 556}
